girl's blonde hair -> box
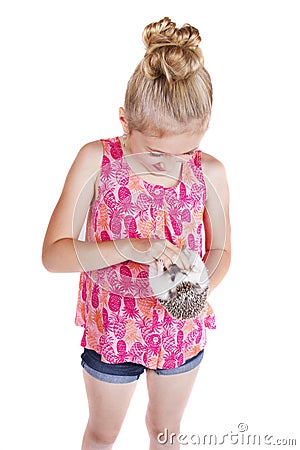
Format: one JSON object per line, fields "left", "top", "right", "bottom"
{"left": 124, "top": 17, "right": 213, "bottom": 136}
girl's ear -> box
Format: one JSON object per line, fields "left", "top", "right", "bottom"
{"left": 119, "top": 107, "right": 129, "bottom": 134}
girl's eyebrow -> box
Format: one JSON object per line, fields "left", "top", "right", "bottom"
{"left": 147, "top": 147, "right": 165, "bottom": 154}
{"left": 183, "top": 147, "right": 199, "bottom": 155}
{"left": 147, "top": 146, "right": 199, "bottom": 155}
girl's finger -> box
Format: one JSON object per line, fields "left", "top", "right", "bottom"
{"left": 177, "top": 249, "right": 191, "bottom": 271}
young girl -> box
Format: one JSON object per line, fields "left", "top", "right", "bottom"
{"left": 42, "top": 17, "right": 231, "bottom": 450}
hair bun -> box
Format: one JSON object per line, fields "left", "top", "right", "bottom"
{"left": 142, "top": 17, "right": 204, "bottom": 81}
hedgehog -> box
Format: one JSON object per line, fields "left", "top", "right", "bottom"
{"left": 149, "top": 248, "right": 209, "bottom": 319}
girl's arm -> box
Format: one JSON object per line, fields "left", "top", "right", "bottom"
{"left": 42, "top": 141, "right": 186, "bottom": 273}
{"left": 42, "top": 140, "right": 125, "bottom": 273}
{"left": 202, "top": 154, "right": 231, "bottom": 293}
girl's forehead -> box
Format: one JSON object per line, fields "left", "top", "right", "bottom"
{"left": 130, "top": 129, "right": 203, "bottom": 154}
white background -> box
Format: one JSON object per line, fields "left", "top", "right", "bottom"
{"left": 1, "top": 0, "right": 299, "bottom": 448}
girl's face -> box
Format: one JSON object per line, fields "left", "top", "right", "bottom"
{"left": 124, "top": 129, "right": 204, "bottom": 174}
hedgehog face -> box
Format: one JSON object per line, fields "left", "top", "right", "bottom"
{"left": 149, "top": 261, "right": 187, "bottom": 300}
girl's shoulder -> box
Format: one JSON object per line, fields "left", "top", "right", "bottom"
{"left": 77, "top": 139, "right": 104, "bottom": 164}
{"left": 64, "top": 140, "right": 104, "bottom": 197}
{"left": 201, "top": 151, "right": 227, "bottom": 181}
{"left": 201, "top": 151, "right": 229, "bottom": 200}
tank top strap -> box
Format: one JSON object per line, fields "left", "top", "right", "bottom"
{"left": 101, "top": 137, "right": 123, "bottom": 163}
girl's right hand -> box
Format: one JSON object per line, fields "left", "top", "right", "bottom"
{"left": 117, "top": 238, "right": 190, "bottom": 271}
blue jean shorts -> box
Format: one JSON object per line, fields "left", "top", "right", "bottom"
{"left": 81, "top": 348, "right": 204, "bottom": 384}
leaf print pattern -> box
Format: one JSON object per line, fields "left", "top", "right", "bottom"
{"left": 93, "top": 309, "right": 104, "bottom": 333}
{"left": 125, "top": 318, "right": 139, "bottom": 345}
{"left": 170, "top": 215, "right": 183, "bottom": 236}
{"left": 137, "top": 217, "right": 154, "bottom": 237}
{"left": 75, "top": 137, "right": 215, "bottom": 369}
{"left": 97, "top": 204, "right": 109, "bottom": 230}
{"left": 91, "top": 284, "right": 99, "bottom": 309}
{"left": 126, "top": 174, "right": 145, "bottom": 193}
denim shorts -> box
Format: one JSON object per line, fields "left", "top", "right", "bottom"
{"left": 81, "top": 348, "right": 204, "bottom": 384}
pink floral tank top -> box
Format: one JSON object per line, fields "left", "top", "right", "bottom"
{"left": 75, "top": 137, "right": 216, "bottom": 369}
